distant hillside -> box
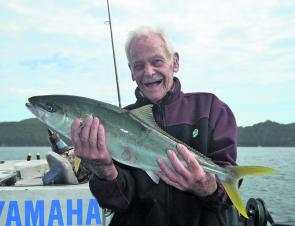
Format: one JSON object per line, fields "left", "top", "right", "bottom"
{"left": 0, "top": 118, "right": 70, "bottom": 147}
{"left": 238, "top": 120, "right": 295, "bottom": 147}
{"left": 0, "top": 118, "right": 295, "bottom": 147}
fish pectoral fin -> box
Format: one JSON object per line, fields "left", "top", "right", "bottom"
{"left": 145, "top": 170, "right": 160, "bottom": 184}
{"left": 222, "top": 165, "right": 277, "bottom": 219}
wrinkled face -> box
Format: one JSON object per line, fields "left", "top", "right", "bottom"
{"left": 128, "top": 33, "right": 179, "bottom": 103}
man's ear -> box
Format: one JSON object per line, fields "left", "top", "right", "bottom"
{"left": 128, "top": 63, "right": 135, "bottom": 81}
{"left": 173, "top": 52, "right": 179, "bottom": 73}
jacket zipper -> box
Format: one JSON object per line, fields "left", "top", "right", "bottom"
{"left": 155, "top": 104, "right": 172, "bottom": 226}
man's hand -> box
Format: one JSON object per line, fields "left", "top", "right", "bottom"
{"left": 156, "top": 144, "right": 217, "bottom": 197}
{"left": 71, "top": 115, "right": 118, "bottom": 180}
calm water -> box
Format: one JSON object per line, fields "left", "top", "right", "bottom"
{"left": 0, "top": 147, "right": 294, "bottom": 224}
{"left": 238, "top": 147, "right": 295, "bottom": 224}
{"left": 0, "top": 146, "right": 51, "bottom": 161}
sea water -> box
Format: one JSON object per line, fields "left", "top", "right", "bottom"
{"left": 238, "top": 147, "right": 295, "bottom": 224}
{"left": 0, "top": 147, "right": 51, "bottom": 161}
{"left": 0, "top": 147, "right": 294, "bottom": 224}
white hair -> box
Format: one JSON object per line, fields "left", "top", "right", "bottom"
{"left": 125, "top": 26, "right": 175, "bottom": 63}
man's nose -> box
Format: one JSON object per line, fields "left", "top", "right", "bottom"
{"left": 144, "top": 64, "right": 155, "bottom": 77}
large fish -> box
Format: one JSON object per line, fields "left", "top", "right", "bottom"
{"left": 26, "top": 95, "right": 276, "bottom": 218}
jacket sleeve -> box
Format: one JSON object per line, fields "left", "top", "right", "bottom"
{"left": 89, "top": 164, "right": 135, "bottom": 212}
{"left": 202, "top": 95, "right": 238, "bottom": 207}
{"left": 208, "top": 95, "right": 237, "bottom": 166}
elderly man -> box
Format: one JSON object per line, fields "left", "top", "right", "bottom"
{"left": 71, "top": 27, "right": 237, "bottom": 226}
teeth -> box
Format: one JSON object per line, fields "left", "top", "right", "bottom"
{"left": 144, "top": 80, "right": 162, "bottom": 85}
{"left": 145, "top": 81, "right": 161, "bottom": 87}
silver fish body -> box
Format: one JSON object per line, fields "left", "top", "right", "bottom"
{"left": 26, "top": 95, "right": 222, "bottom": 175}
{"left": 26, "top": 95, "right": 276, "bottom": 218}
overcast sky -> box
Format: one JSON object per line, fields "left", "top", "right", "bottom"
{"left": 1, "top": 0, "right": 295, "bottom": 126}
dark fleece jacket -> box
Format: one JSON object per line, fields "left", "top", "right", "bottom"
{"left": 89, "top": 77, "right": 237, "bottom": 226}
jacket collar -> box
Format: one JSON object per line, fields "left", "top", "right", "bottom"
{"left": 134, "top": 77, "right": 182, "bottom": 106}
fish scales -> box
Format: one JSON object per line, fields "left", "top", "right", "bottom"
{"left": 26, "top": 94, "right": 277, "bottom": 218}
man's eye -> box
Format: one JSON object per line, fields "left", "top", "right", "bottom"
{"left": 134, "top": 65, "right": 144, "bottom": 71}
{"left": 153, "top": 59, "right": 163, "bottom": 66}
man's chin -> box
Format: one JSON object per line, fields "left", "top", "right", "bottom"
{"left": 144, "top": 93, "right": 164, "bottom": 103}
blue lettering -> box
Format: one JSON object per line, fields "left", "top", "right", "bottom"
{"left": 25, "top": 200, "right": 44, "bottom": 226}
{"left": 48, "top": 200, "right": 64, "bottom": 226}
{"left": 1, "top": 198, "right": 102, "bottom": 226}
{"left": 0, "top": 201, "right": 4, "bottom": 218}
{"left": 86, "top": 199, "right": 101, "bottom": 225}
{"left": 6, "top": 201, "right": 21, "bottom": 226}
{"left": 67, "top": 199, "right": 83, "bottom": 225}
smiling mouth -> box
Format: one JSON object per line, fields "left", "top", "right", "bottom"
{"left": 143, "top": 79, "right": 163, "bottom": 88}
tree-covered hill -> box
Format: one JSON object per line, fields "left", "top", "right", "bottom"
{"left": 0, "top": 118, "right": 295, "bottom": 147}
{"left": 238, "top": 120, "right": 295, "bottom": 146}
{"left": 0, "top": 118, "right": 70, "bottom": 146}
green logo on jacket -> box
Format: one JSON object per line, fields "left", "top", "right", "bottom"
{"left": 192, "top": 129, "right": 198, "bottom": 138}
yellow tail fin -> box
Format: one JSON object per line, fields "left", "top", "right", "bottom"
{"left": 221, "top": 166, "right": 277, "bottom": 219}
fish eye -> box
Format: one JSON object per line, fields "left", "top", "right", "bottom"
{"left": 45, "top": 103, "right": 56, "bottom": 112}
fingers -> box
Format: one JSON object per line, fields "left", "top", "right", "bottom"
{"left": 166, "top": 149, "right": 190, "bottom": 179}
{"left": 70, "top": 115, "right": 117, "bottom": 180}
{"left": 96, "top": 123, "right": 113, "bottom": 164}
{"left": 157, "top": 158, "right": 176, "bottom": 180}
{"left": 97, "top": 122, "right": 107, "bottom": 151}
{"left": 72, "top": 115, "right": 112, "bottom": 158}
{"left": 156, "top": 143, "right": 210, "bottom": 194}
{"left": 156, "top": 170, "right": 184, "bottom": 191}
{"left": 89, "top": 117, "right": 99, "bottom": 149}
{"left": 80, "top": 115, "right": 93, "bottom": 150}
{"left": 71, "top": 115, "right": 105, "bottom": 159}
{"left": 156, "top": 158, "right": 185, "bottom": 190}
{"left": 176, "top": 144, "right": 206, "bottom": 180}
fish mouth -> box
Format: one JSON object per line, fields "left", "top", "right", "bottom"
{"left": 25, "top": 102, "right": 33, "bottom": 108}
{"left": 25, "top": 101, "right": 46, "bottom": 122}
{"left": 26, "top": 102, "right": 37, "bottom": 116}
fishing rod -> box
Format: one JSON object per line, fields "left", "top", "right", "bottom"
{"left": 102, "top": 3, "right": 121, "bottom": 225}
{"left": 106, "top": 0, "right": 122, "bottom": 108}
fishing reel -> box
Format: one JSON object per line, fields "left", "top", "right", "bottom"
{"left": 238, "top": 198, "right": 294, "bottom": 226}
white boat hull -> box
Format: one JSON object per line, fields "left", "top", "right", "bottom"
{"left": 0, "top": 160, "right": 111, "bottom": 226}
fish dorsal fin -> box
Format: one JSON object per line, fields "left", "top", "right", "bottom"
{"left": 129, "top": 104, "right": 189, "bottom": 146}
{"left": 129, "top": 105, "right": 190, "bottom": 147}
{"left": 129, "top": 104, "right": 214, "bottom": 163}
{"left": 129, "top": 104, "right": 186, "bottom": 149}
{"left": 129, "top": 105, "right": 158, "bottom": 128}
